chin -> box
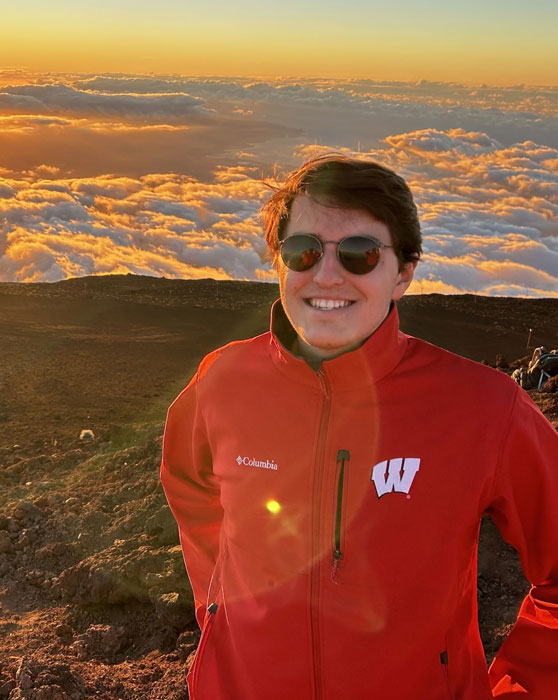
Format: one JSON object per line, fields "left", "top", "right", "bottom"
{"left": 303, "top": 336, "right": 357, "bottom": 359}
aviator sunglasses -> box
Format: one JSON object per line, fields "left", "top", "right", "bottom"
{"left": 280, "top": 234, "right": 393, "bottom": 275}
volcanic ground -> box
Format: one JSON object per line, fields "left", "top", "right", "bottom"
{"left": 0, "top": 275, "right": 556, "bottom": 699}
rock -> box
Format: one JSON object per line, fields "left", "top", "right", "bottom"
{"left": 46, "top": 494, "right": 63, "bottom": 508}
{"left": 59, "top": 535, "right": 186, "bottom": 605}
{"left": 0, "top": 679, "right": 14, "bottom": 698}
{"left": 34, "top": 547, "right": 53, "bottom": 564}
{"left": 542, "top": 375, "right": 558, "bottom": 393}
{"left": 7, "top": 520, "right": 20, "bottom": 534}
{"left": 145, "top": 506, "right": 178, "bottom": 545}
{"left": 32, "top": 664, "right": 85, "bottom": 700}
{"left": 79, "top": 430, "right": 94, "bottom": 442}
{"left": 18, "top": 673, "right": 32, "bottom": 690}
{"left": 71, "top": 625, "right": 128, "bottom": 663}
{"left": 7, "top": 689, "right": 26, "bottom": 699}
{"left": 54, "top": 624, "right": 73, "bottom": 642}
{"left": 15, "top": 659, "right": 35, "bottom": 691}
{"left": 0, "top": 532, "right": 12, "bottom": 554}
{"left": 36, "top": 542, "right": 70, "bottom": 562}
{"left": 154, "top": 591, "right": 195, "bottom": 630}
{"left": 13, "top": 501, "right": 42, "bottom": 523}
{"left": 16, "top": 672, "right": 32, "bottom": 692}
{"left": 33, "top": 496, "right": 50, "bottom": 510}
{"left": 176, "top": 629, "right": 198, "bottom": 662}
{"left": 33, "top": 686, "right": 67, "bottom": 700}
{"left": 52, "top": 542, "right": 70, "bottom": 557}
{"left": 71, "top": 642, "right": 88, "bottom": 662}
{"left": 20, "top": 529, "right": 36, "bottom": 543}
{"left": 14, "top": 532, "right": 33, "bottom": 550}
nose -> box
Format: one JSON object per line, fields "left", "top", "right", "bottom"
{"left": 312, "top": 242, "right": 345, "bottom": 286}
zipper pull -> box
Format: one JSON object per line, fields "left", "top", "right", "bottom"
{"left": 331, "top": 549, "right": 342, "bottom": 566}
{"left": 331, "top": 549, "right": 342, "bottom": 582}
{"left": 207, "top": 602, "right": 218, "bottom": 615}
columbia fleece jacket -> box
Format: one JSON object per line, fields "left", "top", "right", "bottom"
{"left": 160, "top": 301, "right": 558, "bottom": 700}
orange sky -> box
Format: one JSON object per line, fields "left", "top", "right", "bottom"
{"left": 1, "top": 0, "right": 557, "bottom": 85}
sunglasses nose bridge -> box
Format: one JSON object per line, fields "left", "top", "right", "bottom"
{"left": 311, "top": 240, "right": 346, "bottom": 282}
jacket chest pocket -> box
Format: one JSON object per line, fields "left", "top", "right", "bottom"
{"left": 220, "top": 465, "right": 312, "bottom": 577}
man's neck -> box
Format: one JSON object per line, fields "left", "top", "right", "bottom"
{"left": 290, "top": 303, "right": 392, "bottom": 365}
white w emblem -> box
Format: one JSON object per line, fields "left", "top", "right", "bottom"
{"left": 371, "top": 458, "right": 420, "bottom": 498}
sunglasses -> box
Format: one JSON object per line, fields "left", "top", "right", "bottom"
{"left": 280, "top": 234, "right": 393, "bottom": 275}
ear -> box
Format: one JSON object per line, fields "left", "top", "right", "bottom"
{"left": 392, "top": 260, "right": 418, "bottom": 301}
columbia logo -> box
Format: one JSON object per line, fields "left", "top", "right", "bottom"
{"left": 371, "top": 458, "right": 420, "bottom": 498}
{"left": 236, "top": 455, "right": 278, "bottom": 471}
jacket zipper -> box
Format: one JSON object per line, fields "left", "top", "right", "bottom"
{"left": 331, "top": 449, "right": 350, "bottom": 580}
{"left": 190, "top": 602, "right": 218, "bottom": 698}
{"left": 310, "top": 369, "right": 331, "bottom": 700}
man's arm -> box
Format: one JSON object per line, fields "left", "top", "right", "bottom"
{"left": 486, "top": 385, "right": 558, "bottom": 698}
{"left": 160, "top": 372, "right": 223, "bottom": 628}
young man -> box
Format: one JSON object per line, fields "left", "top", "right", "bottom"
{"left": 161, "top": 156, "right": 558, "bottom": 699}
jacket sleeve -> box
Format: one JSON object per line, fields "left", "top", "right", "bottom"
{"left": 486, "top": 385, "right": 558, "bottom": 698}
{"left": 160, "top": 372, "right": 223, "bottom": 629}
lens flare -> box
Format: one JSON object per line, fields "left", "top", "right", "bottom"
{"left": 266, "top": 499, "right": 281, "bottom": 514}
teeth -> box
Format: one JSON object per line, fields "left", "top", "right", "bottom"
{"left": 310, "top": 299, "right": 352, "bottom": 310}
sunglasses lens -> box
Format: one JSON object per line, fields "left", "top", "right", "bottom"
{"left": 281, "top": 235, "right": 322, "bottom": 271}
{"left": 339, "top": 237, "right": 381, "bottom": 274}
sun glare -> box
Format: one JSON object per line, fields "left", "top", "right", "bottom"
{"left": 266, "top": 500, "right": 281, "bottom": 515}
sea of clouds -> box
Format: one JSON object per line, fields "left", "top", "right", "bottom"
{"left": 0, "top": 71, "right": 557, "bottom": 296}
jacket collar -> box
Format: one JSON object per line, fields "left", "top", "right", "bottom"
{"left": 268, "top": 299, "right": 407, "bottom": 392}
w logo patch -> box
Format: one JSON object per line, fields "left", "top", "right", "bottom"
{"left": 371, "top": 458, "right": 420, "bottom": 498}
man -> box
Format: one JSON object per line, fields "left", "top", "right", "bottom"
{"left": 161, "top": 156, "right": 558, "bottom": 699}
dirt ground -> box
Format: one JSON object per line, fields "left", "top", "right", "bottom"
{"left": 0, "top": 275, "right": 556, "bottom": 699}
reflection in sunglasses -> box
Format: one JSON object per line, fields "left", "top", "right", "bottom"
{"left": 281, "top": 234, "right": 390, "bottom": 275}
{"left": 302, "top": 249, "right": 320, "bottom": 267}
{"left": 366, "top": 250, "right": 379, "bottom": 266}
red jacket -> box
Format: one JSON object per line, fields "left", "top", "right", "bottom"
{"left": 161, "top": 301, "right": 558, "bottom": 700}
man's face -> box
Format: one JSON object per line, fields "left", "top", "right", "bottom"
{"left": 277, "top": 194, "right": 416, "bottom": 361}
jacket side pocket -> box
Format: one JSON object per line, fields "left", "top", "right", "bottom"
{"left": 187, "top": 602, "right": 218, "bottom": 700}
{"left": 440, "top": 650, "right": 456, "bottom": 700}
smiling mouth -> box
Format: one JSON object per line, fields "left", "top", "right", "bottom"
{"left": 306, "top": 299, "right": 355, "bottom": 310}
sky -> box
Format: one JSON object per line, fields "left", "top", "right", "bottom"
{"left": 2, "top": 0, "right": 558, "bottom": 83}
{"left": 0, "top": 2, "right": 557, "bottom": 296}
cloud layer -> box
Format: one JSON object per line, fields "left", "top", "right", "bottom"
{"left": 0, "top": 83, "right": 208, "bottom": 121}
{"left": 1, "top": 72, "right": 557, "bottom": 297}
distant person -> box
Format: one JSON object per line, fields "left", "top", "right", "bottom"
{"left": 161, "top": 155, "right": 558, "bottom": 699}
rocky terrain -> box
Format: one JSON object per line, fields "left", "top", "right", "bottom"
{"left": 0, "top": 275, "right": 556, "bottom": 699}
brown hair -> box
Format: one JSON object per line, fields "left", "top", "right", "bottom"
{"left": 261, "top": 154, "right": 422, "bottom": 270}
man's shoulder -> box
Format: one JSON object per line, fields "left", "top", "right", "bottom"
{"left": 197, "top": 332, "right": 270, "bottom": 380}
{"left": 403, "top": 333, "right": 519, "bottom": 398}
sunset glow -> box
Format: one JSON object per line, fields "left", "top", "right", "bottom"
{"left": 2, "top": 1, "right": 558, "bottom": 84}
{"left": 1, "top": 1, "right": 557, "bottom": 296}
